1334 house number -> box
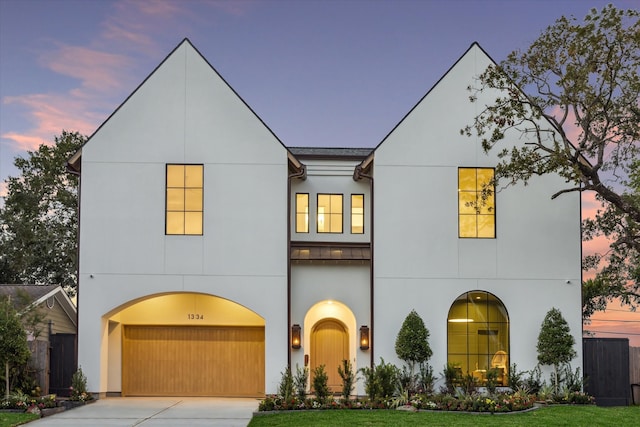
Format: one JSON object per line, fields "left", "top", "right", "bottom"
{"left": 187, "top": 314, "right": 204, "bottom": 320}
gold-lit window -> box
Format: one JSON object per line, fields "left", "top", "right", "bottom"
{"left": 458, "top": 168, "right": 495, "bottom": 238}
{"left": 351, "top": 194, "right": 364, "bottom": 234}
{"left": 166, "top": 164, "right": 203, "bottom": 235}
{"left": 296, "top": 193, "right": 309, "bottom": 233}
{"left": 317, "top": 194, "right": 342, "bottom": 233}
{"left": 447, "top": 291, "right": 510, "bottom": 386}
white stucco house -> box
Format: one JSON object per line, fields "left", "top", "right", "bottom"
{"left": 68, "top": 39, "right": 582, "bottom": 397}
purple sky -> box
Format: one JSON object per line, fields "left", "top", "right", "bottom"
{"left": 1, "top": 0, "right": 638, "bottom": 345}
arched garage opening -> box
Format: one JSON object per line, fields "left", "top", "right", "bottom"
{"left": 105, "top": 292, "right": 265, "bottom": 397}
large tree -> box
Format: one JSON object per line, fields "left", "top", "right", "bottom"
{"left": 0, "top": 296, "right": 30, "bottom": 398}
{"left": 462, "top": 5, "right": 640, "bottom": 316}
{"left": 0, "top": 131, "right": 85, "bottom": 295}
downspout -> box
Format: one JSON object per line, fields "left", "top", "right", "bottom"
{"left": 66, "top": 161, "right": 81, "bottom": 374}
{"left": 354, "top": 162, "right": 374, "bottom": 367}
{"left": 287, "top": 159, "right": 306, "bottom": 368}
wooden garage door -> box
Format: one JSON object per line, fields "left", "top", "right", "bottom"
{"left": 122, "top": 325, "right": 264, "bottom": 397}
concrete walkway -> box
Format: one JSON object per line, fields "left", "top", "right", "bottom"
{"left": 25, "top": 397, "right": 259, "bottom": 426}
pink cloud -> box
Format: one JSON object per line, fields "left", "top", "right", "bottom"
{"left": 40, "top": 45, "right": 130, "bottom": 93}
{"left": 134, "top": 0, "right": 183, "bottom": 17}
{"left": 101, "top": 21, "right": 158, "bottom": 53}
{"left": 2, "top": 93, "right": 99, "bottom": 151}
{"left": 0, "top": 181, "right": 8, "bottom": 198}
{"left": 100, "top": 0, "right": 190, "bottom": 57}
{"left": 1, "top": 132, "right": 46, "bottom": 152}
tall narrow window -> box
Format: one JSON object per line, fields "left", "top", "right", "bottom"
{"left": 351, "top": 194, "right": 364, "bottom": 234}
{"left": 296, "top": 193, "right": 309, "bottom": 233}
{"left": 447, "top": 291, "right": 510, "bottom": 386}
{"left": 166, "top": 164, "right": 203, "bottom": 235}
{"left": 317, "top": 194, "right": 343, "bottom": 233}
{"left": 458, "top": 168, "right": 495, "bottom": 238}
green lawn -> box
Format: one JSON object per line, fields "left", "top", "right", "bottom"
{"left": 248, "top": 405, "right": 640, "bottom": 426}
{"left": 0, "top": 412, "right": 39, "bottom": 427}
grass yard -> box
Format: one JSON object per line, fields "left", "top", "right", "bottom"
{"left": 248, "top": 405, "right": 640, "bottom": 426}
{"left": 0, "top": 412, "right": 39, "bottom": 427}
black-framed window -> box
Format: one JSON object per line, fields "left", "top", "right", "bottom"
{"left": 351, "top": 194, "right": 364, "bottom": 234}
{"left": 447, "top": 291, "right": 510, "bottom": 386}
{"left": 458, "top": 168, "right": 495, "bottom": 238}
{"left": 317, "top": 194, "right": 343, "bottom": 233}
{"left": 166, "top": 164, "right": 203, "bottom": 235}
{"left": 296, "top": 193, "right": 309, "bottom": 233}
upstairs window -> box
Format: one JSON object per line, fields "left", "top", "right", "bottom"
{"left": 458, "top": 168, "right": 495, "bottom": 238}
{"left": 166, "top": 164, "right": 203, "bottom": 235}
{"left": 296, "top": 193, "right": 309, "bottom": 233}
{"left": 317, "top": 194, "right": 343, "bottom": 233}
{"left": 351, "top": 194, "right": 364, "bottom": 234}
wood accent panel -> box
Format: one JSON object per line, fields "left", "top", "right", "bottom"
{"left": 311, "top": 319, "right": 348, "bottom": 392}
{"left": 122, "top": 325, "right": 264, "bottom": 397}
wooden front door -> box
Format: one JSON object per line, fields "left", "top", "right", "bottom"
{"left": 311, "top": 319, "right": 348, "bottom": 393}
{"left": 122, "top": 325, "right": 264, "bottom": 397}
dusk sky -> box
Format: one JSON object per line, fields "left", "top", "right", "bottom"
{"left": 1, "top": 0, "right": 638, "bottom": 345}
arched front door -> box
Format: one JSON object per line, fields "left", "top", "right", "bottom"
{"left": 311, "top": 319, "right": 349, "bottom": 393}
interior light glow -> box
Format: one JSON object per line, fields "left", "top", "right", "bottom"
{"left": 448, "top": 318, "right": 474, "bottom": 323}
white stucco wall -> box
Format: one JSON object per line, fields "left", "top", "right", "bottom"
{"left": 289, "top": 157, "right": 372, "bottom": 395}
{"left": 291, "top": 263, "right": 370, "bottom": 395}
{"left": 290, "top": 159, "right": 371, "bottom": 242}
{"left": 78, "top": 41, "right": 289, "bottom": 395}
{"left": 372, "top": 44, "right": 582, "bottom": 384}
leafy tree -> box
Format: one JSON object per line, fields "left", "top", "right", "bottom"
{"left": 537, "top": 307, "right": 577, "bottom": 396}
{"left": 395, "top": 309, "right": 432, "bottom": 385}
{"left": 462, "top": 5, "right": 640, "bottom": 315}
{"left": 0, "top": 296, "right": 31, "bottom": 398}
{"left": 0, "top": 131, "right": 85, "bottom": 295}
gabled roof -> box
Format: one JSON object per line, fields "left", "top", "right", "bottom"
{"left": 68, "top": 38, "right": 304, "bottom": 174}
{"left": 0, "top": 284, "right": 60, "bottom": 302}
{"left": 355, "top": 42, "right": 494, "bottom": 177}
{"left": 0, "top": 284, "right": 77, "bottom": 325}
{"left": 355, "top": 41, "right": 583, "bottom": 177}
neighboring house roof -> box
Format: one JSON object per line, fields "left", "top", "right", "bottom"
{"left": 0, "top": 284, "right": 60, "bottom": 303}
{"left": 0, "top": 284, "right": 77, "bottom": 327}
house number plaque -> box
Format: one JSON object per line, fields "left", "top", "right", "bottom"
{"left": 187, "top": 314, "right": 204, "bottom": 320}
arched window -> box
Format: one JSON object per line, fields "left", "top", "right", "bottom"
{"left": 447, "top": 291, "right": 509, "bottom": 385}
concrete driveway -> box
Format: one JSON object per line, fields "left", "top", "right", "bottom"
{"left": 25, "top": 397, "right": 260, "bottom": 426}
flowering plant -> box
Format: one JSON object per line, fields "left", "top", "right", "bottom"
{"left": 69, "top": 367, "right": 93, "bottom": 402}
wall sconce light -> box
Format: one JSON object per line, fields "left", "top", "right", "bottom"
{"left": 291, "top": 324, "right": 301, "bottom": 349}
{"left": 360, "top": 325, "right": 370, "bottom": 350}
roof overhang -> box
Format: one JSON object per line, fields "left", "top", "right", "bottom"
{"left": 67, "top": 149, "right": 82, "bottom": 174}
{"left": 290, "top": 242, "right": 371, "bottom": 262}
{"left": 288, "top": 151, "right": 306, "bottom": 180}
